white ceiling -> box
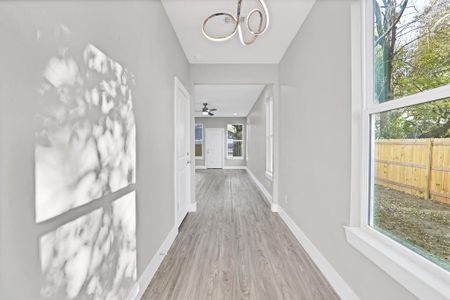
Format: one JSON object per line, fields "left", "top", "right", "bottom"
{"left": 195, "top": 84, "right": 265, "bottom": 117}
{"left": 161, "top": 0, "right": 316, "bottom": 64}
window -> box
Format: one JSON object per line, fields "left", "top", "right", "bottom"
{"left": 265, "top": 97, "right": 274, "bottom": 180}
{"left": 246, "top": 120, "right": 250, "bottom": 160}
{"left": 227, "top": 124, "right": 244, "bottom": 159}
{"left": 372, "top": 99, "right": 449, "bottom": 269}
{"left": 195, "top": 124, "right": 203, "bottom": 158}
{"left": 346, "top": 0, "right": 450, "bottom": 298}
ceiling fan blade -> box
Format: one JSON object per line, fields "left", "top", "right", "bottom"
{"left": 209, "top": 108, "right": 217, "bottom": 112}
{"left": 208, "top": 112, "right": 214, "bottom": 116}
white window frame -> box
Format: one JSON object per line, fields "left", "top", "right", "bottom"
{"left": 265, "top": 96, "right": 274, "bottom": 181}
{"left": 226, "top": 124, "right": 244, "bottom": 160}
{"left": 345, "top": 1, "right": 450, "bottom": 299}
{"left": 246, "top": 120, "right": 250, "bottom": 161}
{"left": 195, "top": 123, "right": 204, "bottom": 159}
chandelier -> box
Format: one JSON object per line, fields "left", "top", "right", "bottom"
{"left": 201, "top": 0, "right": 270, "bottom": 46}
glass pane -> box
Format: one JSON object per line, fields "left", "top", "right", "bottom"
{"left": 227, "top": 141, "right": 234, "bottom": 157}
{"left": 373, "top": 0, "right": 450, "bottom": 103}
{"left": 371, "top": 98, "right": 450, "bottom": 271}
{"left": 227, "top": 141, "right": 243, "bottom": 157}
{"left": 195, "top": 125, "right": 203, "bottom": 140}
{"left": 233, "top": 141, "right": 243, "bottom": 157}
{"left": 195, "top": 144, "right": 203, "bottom": 157}
{"left": 227, "top": 124, "right": 243, "bottom": 140}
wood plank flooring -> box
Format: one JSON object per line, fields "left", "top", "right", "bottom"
{"left": 142, "top": 169, "right": 339, "bottom": 300}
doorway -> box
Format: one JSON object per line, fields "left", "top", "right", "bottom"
{"left": 205, "top": 128, "right": 224, "bottom": 169}
{"left": 174, "top": 77, "right": 191, "bottom": 228}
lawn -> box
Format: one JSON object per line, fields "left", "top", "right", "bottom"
{"left": 373, "top": 184, "right": 450, "bottom": 271}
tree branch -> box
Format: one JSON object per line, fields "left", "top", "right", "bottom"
{"left": 375, "top": 0, "right": 409, "bottom": 46}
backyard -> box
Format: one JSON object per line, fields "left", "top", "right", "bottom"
{"left": 373, "top": 184, "right": 450, "bottom": 270}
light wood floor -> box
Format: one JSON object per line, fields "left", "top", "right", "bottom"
{"left": 142, "top": 169, "right": 339, "bottom": 300}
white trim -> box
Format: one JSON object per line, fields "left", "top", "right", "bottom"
{"left": 130, "top": 226, "right": 178, "bottom": 300}
{"left": 246, "top": 119, "right": 250, "bottom": 160}
{"left": 270, "top": 203, "right": 278, "bottom": 213}
{"left": 366, "top": 84, "right": 450, "bottom": 114}
{"left": 265, "top": 96, "right": 274, "bottom": 177}
{"left": 126, "top": 284, "right": 139, "bottom": 300}
{"left": 195, "top": 165, "right": 207, "bottom": 170}
{"left": 348, "top": 1, "right": 450, "bottom": 298}
{"left": 195, "top": 123, "right": 204, "bottom": 159}
{"left": 174, "top": 77, "right": 191, "bottom": 228}
{"left": 246, "top": 167, "right": 272, "bottom": 205}
{"left": 189, "top": 201, "right": 197, "bottom": 212}
{"left": 345, "top": 227, "right": 450, "bottom": 300}
{"left": 226, "top": 123, "right": 245, "bottom": 159}
{"left": 226, "top": 157, "right": 245, "bottom": 160}
{"left": 223, "top": 166, "right": 247, "bottom": 170}
{"left": 350, "top": 0, "right": 363, "bottom": 227}
{"left": 265, "top": 170, "right": 273, "bottom": 182}
{"left": 277, "top": 206, "right": 359, "bottom": 300}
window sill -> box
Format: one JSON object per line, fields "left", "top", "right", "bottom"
{"left": 265, "top": 171, "right": 273, "bottom": 181}
{"left": 344, "top": 226, "right": 450, "bottom": 300}
{"left": 195, "top": 156, "right": 203, "bottom": 160}
{"left": 226, "top": 157, "right": 244, "bottom": 160}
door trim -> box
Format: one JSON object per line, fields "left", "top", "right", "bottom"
{"left": 174, "top": 77, "right": 191, "bottom": 228}
{"left": 205, "top": 128, "right": 224, "bottom": 169}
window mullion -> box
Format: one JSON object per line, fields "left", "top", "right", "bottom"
{"left": 366, "top": 84, "right": 450, "bottom": 115}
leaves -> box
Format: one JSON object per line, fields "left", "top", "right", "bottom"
{"left": 375, "top": 0, "right": 450, "bottom": 139}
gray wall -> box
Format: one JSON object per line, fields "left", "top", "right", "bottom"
{"left": 247, "top": 85, "right": 273, "bottom": 196}
{"left": 278, "top": 0, "right": 416, "bottom": 299}
{"left": 0, "top": 1, "right": 189, "bottom": 299}
{"left": 195, "top": 117, "right": 247, "bottom": 168}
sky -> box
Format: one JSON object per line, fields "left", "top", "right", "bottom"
{"left": 375, "top": 0, "right": 432, "bottom": 44}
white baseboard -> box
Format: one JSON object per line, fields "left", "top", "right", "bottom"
{"left": 223, "top": 166, "right": 247, "bottom": 170}
{"left": 129, "top": 226, "right": 179, "bottom": 300}
{"left": 197, "top": 166, "right": 246, "bottom": 170}
{"left": 277, "top": 206, "right": 359, "bottom": 300}
{"left": 189, "top": 201, "right": 197, "bottom": 212}
{"left": 245, "top": 167, "right": 273, "bottom": 205}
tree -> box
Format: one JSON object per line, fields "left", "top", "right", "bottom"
{"left": 374, "top": 0, "right": 450, "bottom": 139}
{"left": 374, "top": 0, "right": 409, "bottom": 103}
{"left": 376, "top": 98, "right": 449, "bottom": 139}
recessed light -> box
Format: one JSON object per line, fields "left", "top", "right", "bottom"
{"left": 233, "top": 113, "right": 238, "bottom": 116}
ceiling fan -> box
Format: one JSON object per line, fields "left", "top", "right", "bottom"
{"left": 201, "top": 102, "right": 217, "bottom": 116}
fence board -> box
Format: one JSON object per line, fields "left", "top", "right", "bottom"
{"left": 375, "top": 138, "right": 450, "bottom": 204}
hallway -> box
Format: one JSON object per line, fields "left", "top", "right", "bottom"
{"left": 142, "top": 170, "right": 338, "bottom": 300}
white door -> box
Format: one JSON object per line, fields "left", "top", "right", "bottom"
{"left": 174, "top": 77, "right": 191, "bottom": 227}
{"left": 205, "top": 128, "right": 224, "bottom": 169}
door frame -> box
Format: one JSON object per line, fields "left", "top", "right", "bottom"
{"left": 174, "top": 77, "right": 191, "bottom": 228}
{"left": 205, "top": 128, "right": 224, "bottom": 169}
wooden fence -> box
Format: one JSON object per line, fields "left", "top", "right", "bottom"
{"left": 375, "top": 138, "right": 450, "bottom": 204}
